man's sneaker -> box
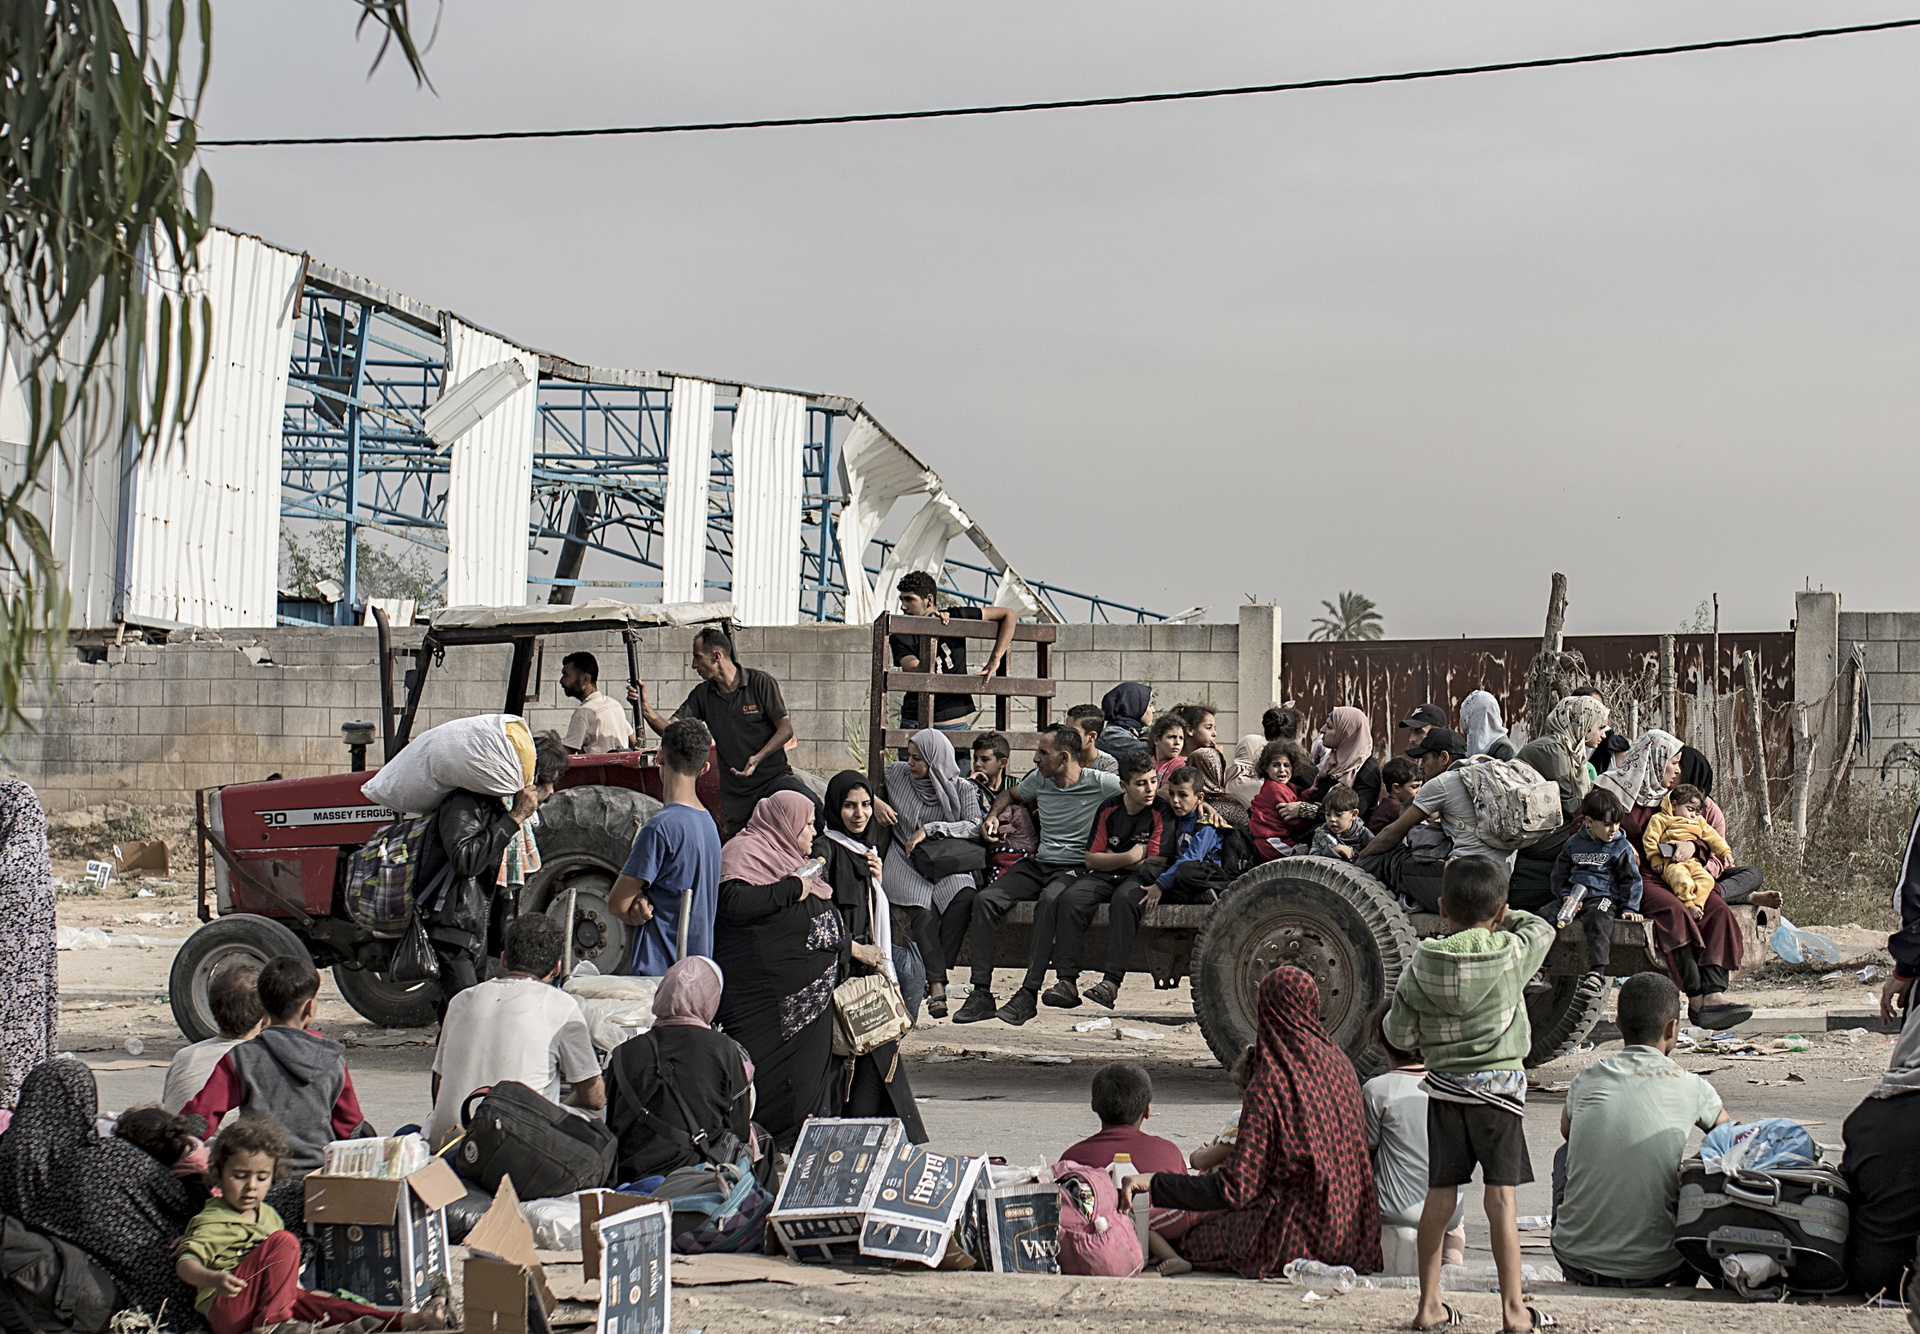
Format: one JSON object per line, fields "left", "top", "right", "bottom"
{"left": 1082, "top": 979, "right": 1120, "bottom": 1009}
{"left": 951, "top": 990, "right": 999, "bottom": 1024}
{"left": 996, "top": 988, "right": 1040, "bottom": 1026}
{"left": 1041, "top": 978, "right": 1082, "bottom": 1009}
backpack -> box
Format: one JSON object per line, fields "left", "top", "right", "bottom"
{"left": 455, "top": 1081, "right": 618, "bottom": 1200}
{"left": 1217, "top": 826, "right": 1258, "bottom": 880}
{"left": 1050, "top": 1161, "right": 1143, "bottom": 1277}
{"left": 1452, "top": 757, "right": 1562, "bottom": 851}
{"left": 343, "top": 815, "right": 440, "bottom": 937}
{"left": 0, "top": 1216, "right": 118, "bottom": 1334}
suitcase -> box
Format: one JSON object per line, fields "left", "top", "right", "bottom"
{"left": 1673, "top": 1159, "right": 1849, "bottom": 1299}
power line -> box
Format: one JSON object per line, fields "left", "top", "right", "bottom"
{"left": 201, "top": 16, "right": 1920, "bottom": 149}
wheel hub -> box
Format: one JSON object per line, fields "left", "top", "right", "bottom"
{"left": 1238, "top": 915, "right": 1358, "bottom": 1032}
{"left": 573, "top": 911, "right": 607, "bottom": 954}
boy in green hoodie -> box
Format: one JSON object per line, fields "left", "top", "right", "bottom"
{"left": 1385, "top": 856, "right": 1555, "bottom": 1334}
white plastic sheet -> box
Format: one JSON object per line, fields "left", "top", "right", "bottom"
{"left": 660, "top": 377, "right": 716, "bottom": 605}
{"left": 729, "top": 387, "right": 807, "bottom": 625}
{"left": 836, "top": 413, "right": 936, "bottom": 625}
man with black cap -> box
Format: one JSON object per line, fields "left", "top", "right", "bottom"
{"left": 1360, "top": 726, "right": 1519, "bottom": 871}
{"left": 1397, "top": 703, "right": 1449, "bottom": 753}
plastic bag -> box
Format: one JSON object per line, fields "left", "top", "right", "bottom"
{"left": 573, "top": 995, "right": 654, "bottom": 1053}
{"left": 1769, "top": 916, "right": 1842, "bottom": 966}
{"left": 361, "top": 713, "right": 534, "bottom": 816}
{"left": 1698, "top": 1118, "right": 1819, "bottom": 1174}
{"left": 390, "top": 915, "right": 441, "bottom": 984}
{"left": 521, "top": 1194, "right": 583, "bottom": 1252}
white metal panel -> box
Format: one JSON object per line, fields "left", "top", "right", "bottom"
{"left": 728, "top": 386, "right": 805, "bottom": 626}
{"left": 123, "top": 228, "right": 303, "bottom": 627}
{"left": 660, "top": 377, "right": 716, "bottom": 605}
{"left": 836, "top": 412, "right": 935, "bottom": 625}
{"left": 443, "top": 317, "right": 538, "bottom": 608}
{"left": 870, "top": 490, "right": 971, "bottom": 620}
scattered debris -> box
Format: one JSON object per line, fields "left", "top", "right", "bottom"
{"left": 1191, "top": 1058, "right": 1222, "bottom": 1069}
{"left": 1747, "top": 1073, "right": 1806, "bottom": 1087}
{"left": 1069, "top": 1017, "right": 1111, "bottom": 1033}
{"left": 1116, "top": 1027, "right": 1164, "bottom": 1042}
{"left": 1027, "top": 1055, "right": 1072, "bottom": 1065}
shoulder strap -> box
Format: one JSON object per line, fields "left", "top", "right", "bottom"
{"left": 614, "top": 1034, "right": 730, "bottom": 1166}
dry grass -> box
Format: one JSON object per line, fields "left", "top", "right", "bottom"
{"left": 1741, "top": 779, "right": 1912, "bottom": 931}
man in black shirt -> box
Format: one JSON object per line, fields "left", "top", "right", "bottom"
{"left": 634, "top": 625, "right": 813, "bottom": 836}
{"left": 890, "top": 571, "right": 1017, "bottom": 735}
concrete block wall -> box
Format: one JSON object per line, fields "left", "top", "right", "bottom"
{"left": 5, "top": 617, "right": 1255, "bottom": 812}
{"left": 1836, "top": 607, "right": 1920, "bottom": 775}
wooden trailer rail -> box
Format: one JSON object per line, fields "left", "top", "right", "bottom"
{"left": 868, "top": 613, "right": 1060, "bottom": 784}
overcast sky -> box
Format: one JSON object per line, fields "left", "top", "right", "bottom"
{"left": 202, "top": 2, "right": 1920, "bottom": 637}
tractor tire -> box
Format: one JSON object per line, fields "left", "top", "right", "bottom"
{"left": 333, "top": 962, "right": 441, "bottom": 1031}
{"left": 1525, "top": 970, "right": 1609, "bottom": 1068}
{"left": 1191, "top": 856, "right": 1418, "bottom": 1078}
{"left": 169, "top": 914, "right": 310, "bottom": 1042}
{"left": 524, "top": 785, "right": 663, "bottom": 975}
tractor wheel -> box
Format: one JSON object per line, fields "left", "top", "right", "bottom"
{"left": 333, "top": 963, "right": 441, "bottom": 1031}
{"left": 1525, "top": 971, "right": 1609, "bottom": 1068}
{"left": 169, "top": 914, "right": 310, "bottom": 1042}
{"left": 524, "top": 785, "right": 663, "bottom": 974}
{"left": 1191, "top": 857, "right": 1418, "bottom": 1077}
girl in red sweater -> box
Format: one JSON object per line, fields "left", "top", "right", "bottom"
{"left": 1249, "top": 740, "right": 1315, "bottom": 860}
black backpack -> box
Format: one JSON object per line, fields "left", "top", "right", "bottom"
{"left": 454, "top": 1081, "right": 617, "bottom": 1200}
{"left": 0, "top": 1215, "right": 118, "bottom": 1334}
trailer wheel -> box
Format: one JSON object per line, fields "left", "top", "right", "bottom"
{"left": 1191, "top": 857, "right": 1417, "bottom": 1077}
{"left": 1525, "top": 970, "right": 1609, "bottom": 1067}
{"left": 524, "top": 785, "right": 663, "bottom": 974}
{"left": 169, "top": 914, "right": 310, "bottom": 1042}
{"left": 332, "top": 963, "right": 441, "bottom": 1030}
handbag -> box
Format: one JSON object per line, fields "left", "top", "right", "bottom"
{"left": 911, "top": 835, "right": 987, "bottom": 879}
{"left": 831, "top": 971, "right": 913, "bottom": 1057}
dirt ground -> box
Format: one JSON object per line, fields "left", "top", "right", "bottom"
{"left": 49, "top": 881, "right": 1914, "bottom": 1333}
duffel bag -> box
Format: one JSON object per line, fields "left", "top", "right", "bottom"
{"left": 455, "top": 1081, "right": 617, "bottom": 1200}
{"left": 1674, "top": 1160, "right": 1850, "bottom": 1298}
{"left": 910, "top": 835, "right": 987, "bottom": 879}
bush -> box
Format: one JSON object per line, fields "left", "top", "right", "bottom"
{"left": 1745, "top": 780, "right": 1911, "bottom": 931}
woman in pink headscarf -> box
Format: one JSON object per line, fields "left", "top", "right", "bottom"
{"left": 712, "top": 790, "right": 849, "bottom": 1148}
{"left": 605, "top": 955, "right": 755, "bottom": 1183}
{"left": 1307, "top": 706, "right": 1382, "bottom": 822}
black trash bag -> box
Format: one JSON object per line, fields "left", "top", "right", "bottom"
{"left": 391, "top": 914, "right": 441, "bottom": 984}
{"left": 444, "top": 1183, "right": 495, "bottom": 1245}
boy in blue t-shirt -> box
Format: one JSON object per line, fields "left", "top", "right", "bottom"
{"left": 610, "top": 718, "right": 723, "bottom": 975}
{"left": 1550, "top": 786, "right": 1643, "bottom": 978}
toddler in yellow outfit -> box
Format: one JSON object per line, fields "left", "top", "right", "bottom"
{"left": 1644, "top": 784, "right": 1732, "bottom": 909}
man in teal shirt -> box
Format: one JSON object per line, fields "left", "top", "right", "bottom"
{"left": 1553, "top": 973, "right": 1729, "bottom": 1286}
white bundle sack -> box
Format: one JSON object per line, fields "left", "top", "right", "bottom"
{"left": 361, "top": 713, "right": 535, "bottom": 816}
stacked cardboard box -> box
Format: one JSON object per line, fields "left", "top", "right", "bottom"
{"left": 961, "top": 1165, "right": 1060, "bottom": 1274}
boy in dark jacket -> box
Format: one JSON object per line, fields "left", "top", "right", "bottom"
{"left": 1307, "top": 785, "right": 1374, "bottom": 861}
{"left": 1550, "top": 787, "right": 1643, "bottom": 978}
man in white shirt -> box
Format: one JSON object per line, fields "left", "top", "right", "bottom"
{"left": 426, "top": 915, "right": 605, "bottom": 1147}
{"left": 561, "top": 651, "right": 635, "bottom": 754}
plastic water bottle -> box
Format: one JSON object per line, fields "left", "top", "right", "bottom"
{"left": 1109, "top": 1152, "right": 1133, "bottom": 1193}
{"left": 1283, "top": 1259, "right": 1357, "bottom": 1293}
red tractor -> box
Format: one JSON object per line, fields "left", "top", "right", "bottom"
{"left": 170, "top": 603, "right": 741, "bottom": 1041}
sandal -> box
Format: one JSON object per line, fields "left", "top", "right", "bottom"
{"left": 927, "top": 995, "right": 948, "bottom": 1019}
{"left": 1527, "top": 1309, "right": 1558, "bottom": 1330}
{"left": 1413, "top": 1303, "right": 1457, "bottom": 1333}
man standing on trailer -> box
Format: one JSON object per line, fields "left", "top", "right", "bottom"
{"left": 632, "top": 625, "right": 814, "bottom": 836}
{"left": 891, "top": 571, "right": 1018, "bottom": 739}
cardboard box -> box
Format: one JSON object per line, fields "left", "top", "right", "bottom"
{"left": 768, "top": 1118, "right": 902, "bottom": 1262}
{"left": 578, "top": 1191, "right": 652, "bottom": 1282}
{"left": 304, "top": 1156, "right": 464, "bottom": 1308}
{"left": 860, "top": 1144, "right": 983, "bottom": 1266}
{"left": 461, "top": 1177, "right": 556, "bottom": 1334}
{"left": 594, "top": 1202, "right": 671, "bottom": 1334}
{"left": 978, "top": 1181, "right": 1060, "bottom": 1274}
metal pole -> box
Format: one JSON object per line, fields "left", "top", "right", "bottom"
{"left": 340, "top": 302, "right": 373, "bottom": 624}
{"left": 675, "top": 887, "right": 694, "bottom": 962}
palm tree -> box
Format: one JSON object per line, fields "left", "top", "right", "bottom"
{"left": 1310, "top": 592, "right": 1385, "bottom": 642}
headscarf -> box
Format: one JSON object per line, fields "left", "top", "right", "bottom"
{"left": 719, "top": 789, "right": 817, "bottom": 886}
{"left": 1461, "top": 691, "right": 1509, "bottom": 757}
{"left": 1873, "top": 1007, "right": 1920, "bottom": 1098}
{"left": 1229, "top": 734, "right": 1267, "bottom": 805}
{"left": 1185, "top": 747, "right": 1248, "bottom": 828}
{"left": 1678, "top": 745, "right": 1715, "bottom": 799}
{"left": 1101, "top": 681, "right": 1152, "bottom": 730}
{"left": 652, "top": 956, "right": 725, "bottom": 1028}
{"left": 908, "top": 728, "right": 971, "bottom": 822}
{"left": 1540, "top": 695, "right": 1608, "bottom": 799}
{"left": 1193, "top": 968, "right": 1382, "bottom": 1278}
{"left": 821, "top": 770, "right": 877, "bottom": 850}
{"left": 0, "top": 780, "right": 57, "bottom": 1105}
{"left": 0, "top": 1056, "right": 95, "bottom": 1232}
{"left": 1317, "top": 707, "right": 1373, "bottom": 789}
{"left": 1593, "top": 728, "right": 1684, "bottom": 810}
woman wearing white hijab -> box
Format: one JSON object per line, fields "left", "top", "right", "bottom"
{"left": 1459, "top": 690, "right": 1516, "bottom": 761}
{"left": 880, "top": 728, "right": 985, "bottom": 1017}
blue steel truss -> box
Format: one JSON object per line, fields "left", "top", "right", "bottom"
{"left": 280, "top": 277, "right": 1167, "bottom": 625}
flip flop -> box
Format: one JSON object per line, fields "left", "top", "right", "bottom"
{"left": 1528, "top": 1308, "right": 1558, "bottom": 1330}
{"left": 1412, "top": 1304, "right": 1457, "bottom": 1332}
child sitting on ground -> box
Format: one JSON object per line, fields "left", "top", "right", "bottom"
{"left": 1189, "top": 1044, "right": 1254, "bottom": 1172}
{"left": 1362, "top": 1005, "right": 1465, "bottom": 1276}
{"left": 1551, "top": 788, "right": 1643, "bottom": 980}
{"left": 162, "top": 962, "right": 265, "bottom": 1113}
{"left": 1149, "top": 714, "right": 1188, "bottom": 782}
{"left": 1385, "top": 857, "right": 1555, "bottom": 1334}
{"left": 1305, "top": 785, "right": 1373, "bottom": 861}
{"left": 1248, "top": 740, "right": 1315, "bottom": 861}
{"left": 1368, "top": 757, "right": 1423, "bottom": 835}
{"left": 178, "top": 1115, "right": 443, "bottom": 1334}
{"left": 1644, "top": 783, "right": 1733, "bottom": 914}
{"left": 116, "top": 1104, "right": 212, "bottom": 1180}
{"left": 1156, "top": 767, "right": 1232, "bottom": 901}
{"left": 1060, "top": 1061, "right": 1199, "bottom": 1276}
